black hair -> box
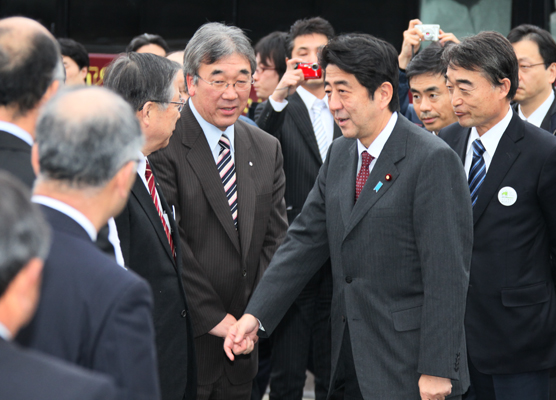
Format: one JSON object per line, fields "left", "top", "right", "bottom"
{"left": 507, "top": 24, "right": 556, "bottom": 67}
{"left": 254, "top": 31, "right": 288, "bottom": 79}
{"left": 287, "top": 17, "right": 335, "bottom": 58}
{"left": 442, "top": 31, "right": 518, "bottom": 100}
{"left": 320, "top": 33, "right": 399, "bottom": 112}
{"left": 406, "top": 42, "right": 454, "bottom": 82}
{"left": 126, "top": 33, "right": 169, "bottom": 55}
{"left": 0, "top": 27, "right": 60, "bottom": 115}
{"left": 58, "top": 37, "right": 89, "bottom": 69}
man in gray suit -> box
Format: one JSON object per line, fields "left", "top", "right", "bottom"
{"left": 225, "top": 33, "right": 473, "bottom": 400}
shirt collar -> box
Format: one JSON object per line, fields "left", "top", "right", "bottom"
{"left": 297, "top": 86, "right": 329, "bottom": 111}
{"left": 31, "top": 195, "right": 97, "bottom": 241}
{"left": 0, "top": 121, "right": 33, "bottom": 146}
{"left": 0, "top": 321, "right": 12, "bottom": 341}
{"left": 357, "top": 112, "right": 399, "bottom": 158}
{"left": 189, "top": 98, "right": 235, "bottom": 154}
{"left": 517, "top": 90, "right": 555, "bottom": 128}
{"left": 467, "top": 106, "right": 513, "bottom": 158}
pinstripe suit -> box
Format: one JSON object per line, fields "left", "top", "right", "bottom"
{"left": 149, "top": 102, "right": 288, "bottom": 394}
{"left": 256, "top": 92, "right": 341, "bottom": 399}
{"left": 246, "top": 115, "right": 472, "bottom": 399}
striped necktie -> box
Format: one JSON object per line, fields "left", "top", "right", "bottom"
{"left": 217, "top": 134, "right": 238, "bottom": 228}
{"left": 312, "top": 99, "right": 331, "bottom": 162}
{"left": 145, "top": 160, "right": 175, "bottom": 256}
{"left": 355, "top": 151, "right": 374, "bottom": 202}
{"left": 468, "top": 139, "right": 486, "bottom": 207}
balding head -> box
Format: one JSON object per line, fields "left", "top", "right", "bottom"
{"left": 35, "top": 86, "right": 144, "bottom": 188}
{"left": 0, "top": 17, "right": 64, "bottom": 117}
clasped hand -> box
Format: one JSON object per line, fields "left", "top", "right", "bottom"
{"left": 223, "top": 314, "right": 260, "bottom": 361}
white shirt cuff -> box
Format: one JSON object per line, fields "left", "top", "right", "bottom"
{"left": 269, "top": 96, "right": 288, "bottom": 112}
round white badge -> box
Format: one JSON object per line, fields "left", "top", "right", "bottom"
{"left": 498, "top": 187, "right": 517, "bottom": 206}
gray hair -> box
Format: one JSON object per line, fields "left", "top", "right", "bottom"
{"left": 184, "top": 22, "right": 256, "bottom": 85}
{"left": 35, "top": 85, "right": 144, "bottom": 188}
{"left": 103, "top": 52, "right": 180, "bottom": 111}
{"left": 0, "top": 172, "right": 50, "bottom": 297}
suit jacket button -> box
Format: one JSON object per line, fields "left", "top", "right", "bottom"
{"left": 345, "top": 276, "right": 352, "bottom": 283}
{"left": 242, "top": 270, "right": 247, "bottom": 277}
{"left": 181, "top": 310, "right": 187, "bottom": 318}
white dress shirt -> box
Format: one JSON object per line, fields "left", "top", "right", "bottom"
{"left": 190, "top": 99, "right": 235, "bottom": 163}
{"left": 517, "top": 90, "right": 555, "bottom": 128}
{"left": 356, "top": 112, "right": 398, "bottom": 176}
{"left": 0, "top": 121, "right": 33, "bottom": 146}
{"left": 0, "top": 321, "right": 11, "bottom": 341}
{"left": 464, "top": 107, "right": 513, "bottom": 178}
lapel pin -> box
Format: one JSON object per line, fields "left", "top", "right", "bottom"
{"left": 249, "top": 161, "right": 253, "bottom": 166}
{"left": 385, "top": 174, "right": 392, "bottom": 181}
{"left": 374, "top": 181, "right": 383, "bottom": 192}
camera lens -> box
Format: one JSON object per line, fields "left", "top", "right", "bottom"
{"left": 311, "top": 63, "right": 318, "bottom": 70}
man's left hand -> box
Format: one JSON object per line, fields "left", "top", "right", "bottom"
{"left": 418, "top": 374, "right": 452, "bottom": 400}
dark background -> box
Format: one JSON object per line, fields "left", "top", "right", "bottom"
{"left": 0, "top": 0, "right": 552, "bottom": 54}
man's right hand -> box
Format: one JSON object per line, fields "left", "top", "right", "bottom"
{"left": 270, "top": 58, "right": 305, "bottom": 103}
{"left": 208, "top": 313, "right": 237, "bottom": 338}
{"left": 223, "top": 314, "right": 260, "bottom": 361}
{"left": 399, "top": 19, "right": 424, "bottom": 70}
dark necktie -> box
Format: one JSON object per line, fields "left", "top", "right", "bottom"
{"left": 355, "top": 151, "right": 374, "bottom": 202}
{"left": 217, "top": 134, "right": 238, "bottom": 228}
{"left": 145, "top": 160, "right": 175, "bottom": 256}
{"left": 468, "top": 139, "right": 486, "bottom": 207}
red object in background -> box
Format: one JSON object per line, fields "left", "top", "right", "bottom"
{"left": 87, "top": 53, "right": 117, "bottom": 86}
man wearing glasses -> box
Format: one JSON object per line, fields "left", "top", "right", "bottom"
{"left": 149, "top": 22, "right": 288, "bottom": 400}
{"left": 103, "top": 53, "right": 195, "bottom": 400}
{"left": 508, "top": 25, "right": 556, "bottom": 135}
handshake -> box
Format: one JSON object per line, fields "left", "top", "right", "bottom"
{"left": 222, "top": 314, "right": 261, "bottom": 361}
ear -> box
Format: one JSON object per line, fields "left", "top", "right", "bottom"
{"left": 136, "top": 102, "right": 153, "bottom": 129}
{"left": 378, "top": 82, "right": 394, "bottom": 111}
{"left": 31, "top": 144, "right": 40, "bottom": 176}
{"left": 186, "top": 74, "right": 196, "bottom": 97}
{"left": 498, "top": 77, "right": 511, "bottom": 99}
{"left": 79, "top": 67, "right": 89, "bottom": 84}
{"left": 547, "top": 62, "right": 556, "bottom": 85}
{"left": 113, "top": 160, "right": 137, "bottom": 200}
{"left": 40, "top": 80, "right": 61, "bottom": 106}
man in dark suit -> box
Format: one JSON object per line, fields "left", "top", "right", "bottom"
{"left": 440, "top": 32, "right": 556, "bottom": 400}
{"left": 149, "top": 22, "right": 288, "bottom": 399}
{"left": 0, "top": 17, "right": 64, "bottom": 188}
{"left": 0, "top": 172, "right": 119, "bottom": 400}
{"left": 104, "top": 52, "right": 197, "bottom": 400}
{"left": 508, "top": 25, "right": 556, "bottom": 135}
{"left": 255, "top": 17, "right": 340, "bottom": 400}
{"left": 226, "top": 33, "right": 473, "bottom": 400}
{"left": 16, "top": 86, "right": 161, "bottom": 400}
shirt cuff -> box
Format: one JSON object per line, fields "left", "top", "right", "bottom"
{"left": 268, "top": 96, "right": 288, "bottom": 112}
{"left": 257, "top": 318, "right": 265, "bottom": 332}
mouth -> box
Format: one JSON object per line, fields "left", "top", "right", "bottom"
{"left": 220, "top": 106, "right": 238, "bottom": 116}
{"left": 335, "top": 116, "right": 349, "bottom": 126}
{"left": 420, "top": 116, "right": 438, "bottom": 125}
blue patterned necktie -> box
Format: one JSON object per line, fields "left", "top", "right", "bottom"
{"left": 312, "top": 100, "right": 331, "bottom": 162}
{"left": 468, "top": 139, "right": 486, "bottom": 207}
{"left": 217, "top": 134, "right": 238, "bottom": 228}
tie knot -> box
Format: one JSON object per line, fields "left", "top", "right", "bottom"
{"left": 361, "top": 151, "right": 373, "bottom": 167}
{"left": 472, "top": 139, "right": 485, "bottom": 156}
{"left": 219, "top": 134, "right": 231, "bottom": 150}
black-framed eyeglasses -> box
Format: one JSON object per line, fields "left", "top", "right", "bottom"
{"left": 196, "top": 75, "right": 254, "bottom": 92}
{"left": 255, "top": 66, "right": 276, "bottom": 75}
{"left": 139, "top": 98, "right": 185, "bottom": 112}
{"left": 518, "top": 62, "right": 545, "bottom": 72}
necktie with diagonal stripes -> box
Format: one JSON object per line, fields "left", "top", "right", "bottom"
{"left": 217, "top": 134, "right": 238, "bottom": 228}
{"left": 468, "top": 139, "right": 486, "bottom": 207}
{"left": 312, "top": 99, "right": 331, "bottom": 162}
{"left": 145, "top": 160, "right": 175, "bottom": 256}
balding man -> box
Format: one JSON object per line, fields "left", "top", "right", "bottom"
{"left": 0, "top": 17, "right": 64, "bottom": 188}
{"left": 16, "top": 86, "right": 160, "bottom": 400}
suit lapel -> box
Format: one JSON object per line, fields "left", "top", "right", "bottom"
{"left": 182, "top": 105, "right": 241, "bottom": 253}
{"left": 234, "top": 125, "right": 256, "bottom": 261}
{"left": 338, "top": 141, "right": 358, "bottom": 233}
{"left": 333, "top": 122, "right": 342, "bottom": 140}
{"left": 130, "top": 171, "right": 174, "bottom": 262}
{"left": 342, "top": 117, "right": 407, "bottom": 240}
{"left": 472, "top": 114, "right": 522, "bottom": 225}
{"left": 451, "top": 125, "right": 471, "bottom": 165}
{"left": 540, "top": 90, "right": 556, "bottom": 134}
{"left": 289, "top": 93, "right": 323, "bottom": 164}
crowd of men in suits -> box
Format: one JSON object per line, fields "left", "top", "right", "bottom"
{"left": 1, "top": 10, "right": 556, "bottom": 400}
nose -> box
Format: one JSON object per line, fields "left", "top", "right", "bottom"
{"left": 419, "top": 96, "right": 432, "bottom": 112}
{"left": 221, "top": 84, "right": 239, "bottom": 100}
{"left": 253, "top": 70, "right": 261, "bottom": 81}
{"left": 328, "top": 90, "right": 342, "bottom": 112}
{"left": 518, "top": 68, "right": 524, "bottom": 83}
{"left": 451, "top": 89, "right": 462, "bottom": 107}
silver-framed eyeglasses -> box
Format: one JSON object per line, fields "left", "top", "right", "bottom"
{"left": 518, "top": 62, "right": 545, "bottom": 72}
{"left": 139, "top": 97, "right": 185, "bottom": 112}
{"left": 196, "top": 75, "right": 253, "bottom": 92}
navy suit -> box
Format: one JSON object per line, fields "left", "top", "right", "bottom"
{"left": 0, "top": 130, "right": 35, "bottom": 188}
{"left": 16, "top": 205, "right": 160, "bottom": 400}
{"left": 0, "top": 338, "right": 118, "bottom": 400}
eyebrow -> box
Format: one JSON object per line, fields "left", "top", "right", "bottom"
{"left": 209, "top": 68, "right": 251, "bottom": 76}
{"left": 455, "top": 79, "right": 473, "bottom": 86}
{"left": 325, "top": 79, "right": 350, "bottom": 87}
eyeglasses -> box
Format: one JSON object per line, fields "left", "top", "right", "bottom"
{"left": 255, "top": 66, "right": 276, "bottom": 75}
{"left": 518, "top": 62, "right": 545, "bottom": 72}
{"left": 196, "top": 75, "right": 253, "bottom": 92}
{"left": 139, "top": 98, "right": 185, "bottom": 113}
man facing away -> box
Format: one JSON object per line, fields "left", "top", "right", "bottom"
{"left": 149, "top": 22, "right": 288, "bottom": 399}
{"left": 227, "top": 33, "right": 473, "bottom": 400}
{"left": 16, "top": 86, "right": 161, "bottom": 400}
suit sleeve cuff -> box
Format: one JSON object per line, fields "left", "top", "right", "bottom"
{"left": 268, "top": 96, "right": 288, "bottom": 112}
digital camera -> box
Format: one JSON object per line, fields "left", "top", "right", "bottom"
{"left": 295, "top": 62, "right": 322, "bottom": 80}
{"left": 415, "top": 24, "right": 440, "bottom": 41}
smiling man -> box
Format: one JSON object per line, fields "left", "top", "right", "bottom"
{"left": 226, "top": 33, "right": 473, "bottom": 400}
{"left": 149, "top": 22, "right": 288, "bottom": 400}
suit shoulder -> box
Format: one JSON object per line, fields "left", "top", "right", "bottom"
{"left": 236, "top": 118, "right": 281, "bottom": 147}
{"left": 438, "top": 121, "right": 465, "bottom": 140}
